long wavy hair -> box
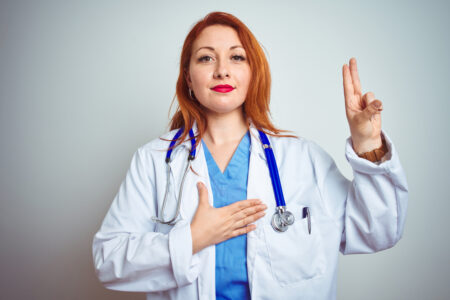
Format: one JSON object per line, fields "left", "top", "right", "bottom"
{"left": 162, "top": 11, "right": 297, "bottom": 150}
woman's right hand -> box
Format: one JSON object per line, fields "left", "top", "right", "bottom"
{"left": 190, "top": 182, "right": 267, "bottom": 254}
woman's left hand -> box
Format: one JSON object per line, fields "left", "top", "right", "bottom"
{"left": 342, "top": 57, "right": 383, "bottom": 154}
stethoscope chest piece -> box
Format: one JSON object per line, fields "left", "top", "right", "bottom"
{"left": 271, "top": 206, "right": 295, "bottom": 233}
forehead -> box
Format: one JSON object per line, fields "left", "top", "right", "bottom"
{"left": 193, "top": 25, "right": 243, "bottom": 50}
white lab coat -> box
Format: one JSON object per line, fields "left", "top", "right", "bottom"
{"left": 92, "top": 120, "right": 408, "bottom": 300}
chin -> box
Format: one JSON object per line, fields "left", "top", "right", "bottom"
{"left": 206, "top": 105, "right": 244, "bottom": 115}
{"left": 198, "top": 95, "right": 245, "bottom": 115}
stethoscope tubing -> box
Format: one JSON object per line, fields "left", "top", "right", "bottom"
{"left": 166, "top": 127, "right": 196, "bottom": 162}
{"left": 258, "top": 131, "right": 286, "bottom": 208}
{"left": 271, "top": 150, "right": 286, "bottom": 207}
{"left": 155, "top": 127, "right": 196, "bottom": 225}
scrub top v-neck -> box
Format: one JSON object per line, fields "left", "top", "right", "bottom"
{"left": 201, "top": 130, "right": 251, "bottom": 300}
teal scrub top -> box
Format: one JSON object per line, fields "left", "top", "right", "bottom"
{"left": 201, "top": 130, "right": 251, "bottom": 300}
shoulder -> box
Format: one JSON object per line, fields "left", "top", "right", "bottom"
{"left": 269, "top": 131, "right": 334, "bottom": 165}
{"left": 135, "top": 128, "right": 182, "bottom": 161}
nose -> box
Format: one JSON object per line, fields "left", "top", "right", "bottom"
{"left": 213, "top": 58, "right": 230, "bottom": 79}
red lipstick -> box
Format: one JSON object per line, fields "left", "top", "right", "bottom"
{"left": 212, "top": 84, "right": 234, "bottom": 93}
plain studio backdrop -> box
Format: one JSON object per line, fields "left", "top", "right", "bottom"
{"left": 1, "top": 0, "right": 448, "bottom": 299}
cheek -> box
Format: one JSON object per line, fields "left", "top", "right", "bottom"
{"left": 190, "top": 67, "right": 211, "bottom": 87}
{"left": 237, "top": 68, "right": 251, "bottom": 89}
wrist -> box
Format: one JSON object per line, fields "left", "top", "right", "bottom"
{"left": 352, "top": 135, "right": 383, "bottom": 155}
{"left": 354, "top": 134, "right": 388, "bottom": 162}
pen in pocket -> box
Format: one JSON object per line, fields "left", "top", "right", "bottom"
{"left": 302, "top": 207, "right": 311, "bottom": 235}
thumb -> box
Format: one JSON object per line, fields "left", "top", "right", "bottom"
{"left": 196, "top": 182, "right": 210, "bottom": 206}
{"left": 363, "top": 99, "right": 383, "bottom": 120}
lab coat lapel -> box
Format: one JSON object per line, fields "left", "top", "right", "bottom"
{"left": 247, "top": 122, "right": 275, "bottom": 211}
{"left": 166, "top": 121, "right": 215, "bottom": 220}
{"left": 188, "top": 123, "right": 216, "bottom": 300}
{"left": 246, "top": 122, "right": 277, "bottom": 293}
{"left": 165, "top": 121, "right": 216, "bottom": 299}
{"left": 165, "top": 133, "right": 189, "bottom": 220}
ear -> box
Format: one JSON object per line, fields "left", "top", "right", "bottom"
{"left": 184, "top": 69, "right": 192, "bottom": 88}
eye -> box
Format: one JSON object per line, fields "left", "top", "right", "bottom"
{"left": 198, "top": 54, "right": 246, "bottom": 62}
{"left": 198, "top": 55, "right": 213, "bottom": 62}
{"left": 232, "top": 55, "right": 246, "bottom": 61}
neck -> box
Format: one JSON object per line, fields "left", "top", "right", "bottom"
{"left": 203, "top": 107, "right": 249, "bottom": 146}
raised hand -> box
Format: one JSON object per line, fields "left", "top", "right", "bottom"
{"left": 190, "top": 182, "right": 267, "bottom": 254}
{"left": 342, "top": 57, "right": 383, "bottom": 154}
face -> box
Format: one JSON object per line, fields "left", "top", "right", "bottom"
{"left": 185, "top": 25, "right": 251, "bottom": 116}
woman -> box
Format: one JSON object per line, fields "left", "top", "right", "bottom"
{"left": 92, "top": 11, "right": 408, "bottom": 300}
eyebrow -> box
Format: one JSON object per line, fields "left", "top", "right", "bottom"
{"left": 195, "top": 45, "right": 244, "bottom": 53}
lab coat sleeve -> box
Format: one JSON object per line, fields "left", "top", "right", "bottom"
{"left": 310, "top": 129, "right": 409, "bottom": 254}
{"left": 92, "top": 147, "right": 200, "bottom": 292}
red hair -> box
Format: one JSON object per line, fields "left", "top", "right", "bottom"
{"left": 162, "top": 11, "right": 297, "bottom": 150}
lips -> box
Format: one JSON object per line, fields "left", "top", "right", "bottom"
{"left": 211, "top": 84, "right": 234, "bottom": 93}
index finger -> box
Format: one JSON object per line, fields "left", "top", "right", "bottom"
{"left": 342, "top": 63, "right": 354, "bottom": 106}
{"left": 228, "top": 199, "right": 262, "bottom": 214}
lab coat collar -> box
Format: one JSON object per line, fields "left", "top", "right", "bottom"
{"left": 164, "top": 117, "right": 269, "bottom": 218}
{"left": 172, "top": 118, "right": 267, "bottom": 161}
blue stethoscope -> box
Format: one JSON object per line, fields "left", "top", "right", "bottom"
{"left": 151, "top": 127, "right": 305, "bottom": 233}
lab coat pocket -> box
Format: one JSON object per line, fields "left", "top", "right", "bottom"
{"left": 262, "top": 205, "right": 326, "bottom": 286}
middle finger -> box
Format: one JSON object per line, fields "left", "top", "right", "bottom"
{"left": 235, "top": 210, "right": 267, "bottom": 228}
{"left": 349, "top": 57, "right": 362, "bottom": 95}
{"left": 232, "top": 204, "right": 267, "bottom": 222}
{"left": 239, "top": 203, "right": 267, "bottom": 217}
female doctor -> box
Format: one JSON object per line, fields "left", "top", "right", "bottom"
{"left": 92, "top": 11, "right": 408, "bottom": 300}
